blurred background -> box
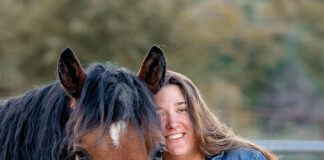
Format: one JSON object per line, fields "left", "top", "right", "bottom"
{"left": 0, "top": 0, "right": 323, "bottom": 159}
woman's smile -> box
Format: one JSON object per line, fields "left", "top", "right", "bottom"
{"left": 166, "top": 133, "right": 185, "bottom": 140}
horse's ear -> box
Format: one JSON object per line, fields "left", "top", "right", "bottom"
{"left": 137, "top": 45, "right": 166, "bottom": 94}
{"left": 58, "top": 47, "right": 86, "bottom": 99}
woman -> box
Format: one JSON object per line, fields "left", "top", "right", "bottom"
{"left": 153, "top": 70, "right": 278, "bottom": 160}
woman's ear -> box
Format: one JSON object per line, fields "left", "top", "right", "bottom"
{"left": 137, "top": 45, "right": 166, "bottom": 94}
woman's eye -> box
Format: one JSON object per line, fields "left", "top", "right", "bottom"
{"left": 75, "top": 147, "right": 90, "bottom": 160}
{"left": 178, "top": 108, "right": 188, "bottom": 113}
{"left": 157, "top": 112, "right": 165, "bottom": 118}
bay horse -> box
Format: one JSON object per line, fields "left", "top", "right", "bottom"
{"left": 0, "top": 46, "right": 166, "bottom": 160}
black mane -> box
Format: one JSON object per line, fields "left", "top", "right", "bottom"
{"left": 0, "top": 82, "right": 72, "bottom": 160}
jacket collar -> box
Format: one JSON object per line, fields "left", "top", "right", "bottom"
{"left": 206, "top": 152, "right": 224, "bottom": 160}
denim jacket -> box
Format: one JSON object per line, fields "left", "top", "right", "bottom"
{"left": 206, "top": 148, "right": 267, "bottom": 160}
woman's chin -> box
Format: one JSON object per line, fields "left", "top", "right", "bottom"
{"left": 167, "top": 145, "right": 188, "bottom": 156}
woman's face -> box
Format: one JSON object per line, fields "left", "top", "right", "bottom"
{"left": 154, "top": 84, "right": 198, "bottom": 158}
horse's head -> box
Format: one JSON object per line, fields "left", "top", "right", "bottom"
{"left": 58, "top": 46, "right": 166, "bottom": 160}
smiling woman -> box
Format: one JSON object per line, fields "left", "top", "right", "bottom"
{"left": 153, "top": 71, "right": 278, "bottom": 160}
{"left": 154, "top": 85, "right": 201, "bottom": 160}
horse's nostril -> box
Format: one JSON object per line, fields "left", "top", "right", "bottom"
{"left": 156, "top": 149, "right": 163, "bottom": 158}
{"left": 151, "top": 144, "right": 165, "bottom": 160}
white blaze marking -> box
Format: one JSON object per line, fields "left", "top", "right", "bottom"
{"left": 109, "top": 120, "right": 127, "bottom": 147}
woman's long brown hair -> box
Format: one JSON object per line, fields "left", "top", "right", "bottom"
{"left": 162, "top": 70, "right": 278, "bottom": 160}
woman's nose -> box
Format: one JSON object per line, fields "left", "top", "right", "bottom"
{"left": 166, "top": 113, "right": 179, "bottom": 129}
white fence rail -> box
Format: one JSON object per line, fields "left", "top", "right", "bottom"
{"left": 252, "top": 140, "right": 324, "bottom": 152}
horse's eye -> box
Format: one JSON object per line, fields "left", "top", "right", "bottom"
{"left": 75, "top": 147, "right": 90, "bottom": 160}
{"left": 151, "top": 144, "right": 165, "bottom": 160}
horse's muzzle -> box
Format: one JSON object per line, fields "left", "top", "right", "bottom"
{"left": 151, "top": 144, "right": 165, "bottom": 160}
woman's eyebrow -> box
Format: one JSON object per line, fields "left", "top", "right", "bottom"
{"left": 175, "top": 101, "right": 186, "bottom": 106}
{"left": 156, "top": 106, "right": 163, "bottom": 111}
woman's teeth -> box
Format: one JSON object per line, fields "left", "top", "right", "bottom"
{"left": 166, "top": 133, "right": 184, "bottom": 139}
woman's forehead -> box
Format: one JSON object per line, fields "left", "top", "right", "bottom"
{"left": 155, "top": 84, "right": 184, "bottom": 98}
{"left": 154, "top": 85, "right": 186, "bottom": 110}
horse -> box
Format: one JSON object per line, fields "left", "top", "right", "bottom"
{"left": 0, "top": 46, "right": 166, "bottom": 160}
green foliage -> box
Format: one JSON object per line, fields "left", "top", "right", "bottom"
{"left": 0, "top": 0, "right": 186, "bottom": 95}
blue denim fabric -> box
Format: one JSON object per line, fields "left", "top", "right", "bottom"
{"left": 207, "top": 148, "right": 267, "bottom": 160}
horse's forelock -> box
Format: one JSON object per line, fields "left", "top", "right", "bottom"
{"left": 66, "top": 63, "right": 159, "bottom": 149}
